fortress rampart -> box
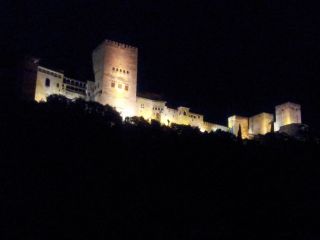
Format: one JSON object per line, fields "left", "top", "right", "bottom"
{"left": 22, "top": 39, "right": 303, "bottom": 139}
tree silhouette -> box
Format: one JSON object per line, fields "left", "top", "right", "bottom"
{"left": 270, "top": 121, "right": 274, "bottom": 133}
{"left": 237, "top": 124, "right": 242, "bottom": 140}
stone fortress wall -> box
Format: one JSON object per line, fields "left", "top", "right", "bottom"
{"left": 24, "top": 39, "right": 303, "bottom": 139}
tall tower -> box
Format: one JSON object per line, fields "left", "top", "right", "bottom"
{"left": 92, "top": 39, "right": 138, "bottom": 117}
{"left": 274, "top": 102, "right": 301, "bottom": 131}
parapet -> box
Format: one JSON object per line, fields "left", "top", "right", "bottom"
{"left": 93, "top": 39, "right": 138, "bottom": 53}
{"left": 104, "top": 39, "right": 137, "bottom": 49}
{"left": 177, "top": 106, "right": 191, "bottom": 111}
{"left": 275, "top": 102, "right": 301, "bottom": 110}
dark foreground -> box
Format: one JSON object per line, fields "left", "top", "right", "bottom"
{"left": 1, "top": 96, "right": 320, "bottom": 240}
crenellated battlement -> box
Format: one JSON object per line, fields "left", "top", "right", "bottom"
{"left": 104, "top": 39, "right": 137, "bottom": 50}
{"left": 93, "top": 39, "right": 138, "bottom": 54}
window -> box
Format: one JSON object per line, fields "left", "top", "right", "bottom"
{"left": 118, "top": 83, "right": 122, "bottom": 89}
{"left": 127, "top": 71, "right": 129, "bottom": 74}
{"left": 57, "top": 83, "right": 59, "bottom": 88}
{"left": 183, "top": 111, "right": 186, "bottom": 116}
{"left": 125, "top": 85, "right": 129, "bottom": 91}
{"left": 45, "top": 78, "right": 50, "bottom": 87}
{"left": 111, "top": 82, "right": 115, "bottom": 88}
{"left": 141, "top": 104, "right": 144, "bottom": 108}
{"left": 112, "top": 67, "right": 115, "bottom": 71}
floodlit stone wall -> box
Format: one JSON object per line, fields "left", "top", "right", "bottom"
{"left": 34, "top": 67, "right": 87, "bottom": 102}
{"left": 249, "top": 113, "right": 274, "bottom": 135}
{"left": 35, "top": 66, "right": 65, "bottom": 102}
{"left": 137, "top": 97, "right": 166, "bottom": 122}
{"left": 228, "top": 115, "right": 249, "bottom": 139}
{"left": 136, "top": 97, "right": 229, "bottom": 133}
{"left": 92, "top": 40, "right": 138, "bottom": 117}
{"left": 274, "top": 102, "right": 301, "bottom": 131}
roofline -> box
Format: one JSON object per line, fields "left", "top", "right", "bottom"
{"left": 137, "top": 96, "right": 166, "bottom": 104}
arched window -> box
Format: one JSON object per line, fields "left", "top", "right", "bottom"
{"left": 45, "top": 78, "right": 50, "bottom": 87}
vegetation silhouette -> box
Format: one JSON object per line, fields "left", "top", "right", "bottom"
{"left": 1, "top": 95, "right": 320, "bottom": 240}
{"left": 237, "top": 123, "right": 242, "bottom": 140}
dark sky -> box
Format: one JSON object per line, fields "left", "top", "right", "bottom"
{"left": 2, "top": 0, "right": 320, "bottom": 127}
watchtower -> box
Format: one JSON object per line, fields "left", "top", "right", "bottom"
{"left": 274, "top": 102, "right": 301, "bottom": 131}
{"left": 92, "top": 40, "right": 138, "bottom": 117}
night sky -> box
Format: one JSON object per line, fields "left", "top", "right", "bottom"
{"left": 2, "top": 0, "right": 320, "bottom": 128}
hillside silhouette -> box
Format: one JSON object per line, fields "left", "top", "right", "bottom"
{"left": 1, "top": 95, "right": 320, "bottom": 240}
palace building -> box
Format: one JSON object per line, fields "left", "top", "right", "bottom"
{"left": 21, "top": 39, "right": 303, "bottom": 138}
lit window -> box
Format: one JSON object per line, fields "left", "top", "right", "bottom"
{"left": 125, "top": 85, "right": 129, "bottom": 91}
{"left": 45, "top": 78, "right": 50, "bottom": 87}
{"left": 111, "top": 82, "right": 115, "bottom": 88}
{"left": 118, "top": 84, "right": 122, "bottom": 89}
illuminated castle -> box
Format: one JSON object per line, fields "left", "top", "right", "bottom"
{"left": 21, "top": 39, "right": 303, "bottom": 138}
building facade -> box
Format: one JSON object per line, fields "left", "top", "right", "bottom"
{"left": 21, "top": 39, "right": 303, "bottom": 138}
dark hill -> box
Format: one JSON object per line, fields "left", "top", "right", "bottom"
{"left": 1, "top": 95, "right": 320, "bottom": 240}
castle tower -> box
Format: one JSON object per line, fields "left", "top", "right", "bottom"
{"left": 249, "top": 112, "right": 274, "bottom": 135}
{"left": 274, "top": 102, "right": 301, "bottom": 131}
{"left": 92, "top": 40, "right": 138, "bottom": 117}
